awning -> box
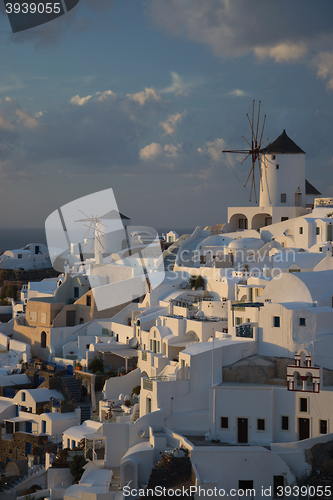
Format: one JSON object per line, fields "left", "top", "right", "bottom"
{"left": 98, "top": 348, "right": 138, "bottom": 359}
{"left": 5, "top": 416, "right": 34, "bottom": 423}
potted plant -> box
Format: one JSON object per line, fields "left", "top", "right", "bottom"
{"left": 76, "top": 361, "right": 82, "bottom": 371}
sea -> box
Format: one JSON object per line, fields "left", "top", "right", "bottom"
{"left": 0, "top": 227, "right": 195, "bottom": 252}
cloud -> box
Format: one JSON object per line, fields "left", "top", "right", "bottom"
{"left": 96, "top": 90, "right": 115, "bottom": 101}
{"left": 0, "top": 87, "right": 236, "bottom": 185}
{"left": 70, "top": 90, "right": 115, "bottom": 106}
{"left": 127, "top": 88, "right": 160, "bottom": 106}
{"left": 312, "top": 51, "right": 333, "bottom": 91}
{"left": 16, "top": 109, "right": 39, "bottom": 129}
{"left": 0, "top": 88, "right": 155, "bottom": 179}
{"left": 0, "top": 112, "right": 14, "bottom": 131}
{"left": 70, "top": 94, "right": 93, "bottom": 106}
{"left": 139, "top": 142, "right": 162, "bottom": 161}
{"left": 227, "top": 89, "right": 249, "bottom": 98}
{"left": 198, "top": 138, "right": 225, "bottom": 162}
{"left": 164, "top": 143, "right": 183, "bottom": 157}
{"left": 146, "top": 0, "right": 333, "bottom": 63}
{"left": 160, "top": 111, "right": 186, "bottom": 135}
{"left": 160, "top": 72, "right": 196, "bottom": 96}
{"left": 254, "top": 43, "right": 307, "bottom": 62}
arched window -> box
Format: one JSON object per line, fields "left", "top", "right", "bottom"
{"left": 41, "top": 331, "right": 47, "bottom": 348}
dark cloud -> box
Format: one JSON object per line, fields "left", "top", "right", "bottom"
{"left": 145, "top": 0, "right": 333, "bottom": 60}
{"left": 0, "top": 87, "right": 239, "bottom": 191}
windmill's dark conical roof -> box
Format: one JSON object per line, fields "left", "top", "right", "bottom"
{"left": 99, "top": 210, "right": 130, "bottom": 220}
{"left": 305, "top": 179, "right": 321, "bottom": 196}
{"left": 261, "top": 130, "right": 305, "bottom": 154}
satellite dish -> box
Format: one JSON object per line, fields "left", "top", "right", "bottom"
{"left": 129, "top": 337, "right": 139, "bottom": 349}
{"left": 180, "top": 281, "right": 187, "bottom": 289}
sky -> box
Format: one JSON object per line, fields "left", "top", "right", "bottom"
{"left": 0, "top": 0, "right": 333, "bottom": 230}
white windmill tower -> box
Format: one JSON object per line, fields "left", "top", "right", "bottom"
{"left": 75, "top": 210, "right": 106, "bottom": 264}
{"left": 260, "top": 129, "right": 306, "bottom": 209}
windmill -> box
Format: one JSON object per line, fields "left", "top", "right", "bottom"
{"left": 222, "top": 100, "right": 268, "bottom": 203}
{"left": 75, "top": 210, "right": 106, "bottom": 260}
{"left": 75, "top": 209, "right": 153, "bottom": 293}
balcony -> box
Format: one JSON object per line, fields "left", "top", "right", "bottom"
{"left": 236, "top": 324, "right": 254, "bottom": 338}
{"left": 143, "top": 375, "right": 176, "bottom": 391}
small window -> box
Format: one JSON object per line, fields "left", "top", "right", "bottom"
{"left": 299, "top": 227, "right": 303, "bottom": 235}
{"left": 316, "top": 227, "right": 320, "bottom": 235}
{"left": 299, "top": 317, "right": 306, "bottom": 326}
{"left": 319, "top": 420, "right": 327, "bottom": 434}
{"left": 319, "top": 247, "right": 322, "bottom": 252}
{"left": 21, "top": 392, "right": 26, "bottom": 402}
{"left": 86, "top": 295, "right": 91, "bottom": 307}
{"left": 257, "top": 418, "right": 266, "bottom": 431}
{"left": 300, "top": 398, "right": 308, "bottom": 412}
{"left": 281, "top": 193, "right": 287, "bottom": 203}
{"left": 40, "top": 312, "right": 47, "bottom": 324}
{"left": 273, "top": 316, "right": 280, "bottom": 328}
{"left": 276, "top": 164, "right": 279, "bottom": 170}
{"left": 79, "top": 318, "right": 84, "bottom": 324}
{"left": 281, "top": 416, "right": 289, "bottom": 431}
{"left": 18, "top": 254, "right": 22, "bottom": 259}
{"left": 236, "top": 317, "right": 242, "bottom": 325}
{"left": 74, "top": 287, "right": 79, "bottom": 298}
{"left": 29, "top": 311, "right": 37, "bottom": 322}
{"left": 281, "top": 217, "right": 289, "bottom": 222}
{"left": 86, "top": 344, "right": 90, "bottom": 350}
{"left": 272, "top": 155, "right": 276, "bottom": 160}
{"left": 220, "top": 417, "right": 229, "bottom": 429}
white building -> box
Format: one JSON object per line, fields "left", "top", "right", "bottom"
{"left": 0, "top": 243, "right": 50, "bottom": 270}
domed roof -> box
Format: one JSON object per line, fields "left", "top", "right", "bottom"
{"left": 200, "top": 234, "right": 233, "bottom": 248}
{"left": 228, "top": 238, "right": 264, "bottom": 250}
{"left": 261, "top": 130, "right": 305, "bottom": 155}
